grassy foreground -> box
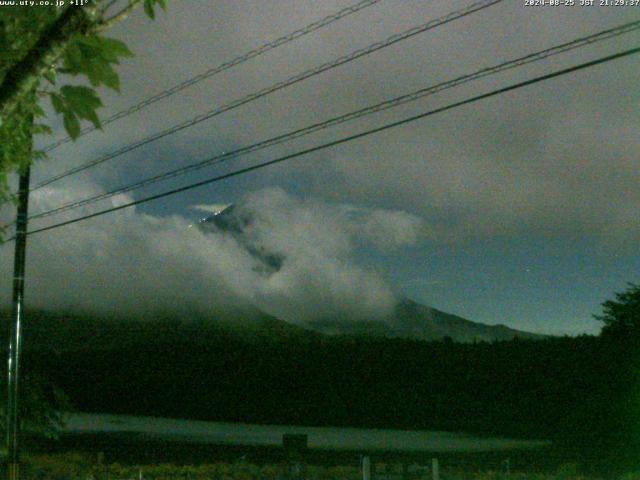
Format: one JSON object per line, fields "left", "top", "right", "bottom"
{"left": 7, "top": 453, "right": 640, "bottom": 480}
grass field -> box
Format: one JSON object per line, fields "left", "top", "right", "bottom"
{"left": 11, "top": 453, "right": 640, "bottom": 480}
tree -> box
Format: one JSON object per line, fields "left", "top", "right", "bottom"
{"left": 595, "top": 283, "right": 640, "bottom": 338}
{"left": 0, "top": 371, "right": 70, "bottom": 441}
{"left": 0, "top": 0, "right": 167, "bottom": 443}
{"left": 0, "top": 0, "right": 167, "bottom": 215}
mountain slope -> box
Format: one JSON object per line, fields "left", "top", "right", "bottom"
{"left": 306, "top": 298, "right": 543, "bottom": 342}
{"left": 0, "top": 306, "right": 317, "bottom": 354}
{"left": 199, "top": 204, "right": 545, "bottom": 343}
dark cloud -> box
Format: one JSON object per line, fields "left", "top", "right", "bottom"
{"left": 6, "top": 0, "right": 636, "bottom": 333}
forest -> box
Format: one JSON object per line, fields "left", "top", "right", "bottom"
{"left": 3, "top": 284, "right": 639, "bottom": 471}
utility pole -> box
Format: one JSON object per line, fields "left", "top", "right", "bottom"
{"left": 6, "top": 165, "right": 31, "bottom": 480}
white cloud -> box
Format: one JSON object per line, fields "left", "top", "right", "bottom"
{"left": 189, "top": 204, "right": 232, "bottom": 215}
{"left": 0, "top": 184, "right": 425, "bottom": 324}
{"left": 351, "top": 207, "right": 426, "bottom": 250}
{"left": 35, "top": 1, "right": 638, "bottom": 246}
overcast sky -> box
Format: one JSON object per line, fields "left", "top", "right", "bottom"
{"left": 2, "top": 0, "right": 639, "bottom": 335}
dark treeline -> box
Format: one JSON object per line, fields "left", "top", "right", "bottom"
{"left": 20, "top": 318, "right": 640, "bottom": 467}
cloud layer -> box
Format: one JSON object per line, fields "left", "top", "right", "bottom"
{"left": 32, "top": 1, "right": 638, "bottom": 247}
{"left": 6, "top": 1, "right": 636, "bottom": 335}
{"left": 0, "top": 185, "right": 425, "bottom": 323}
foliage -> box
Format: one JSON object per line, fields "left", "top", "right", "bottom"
{"left": 0, "top": 0, "right": 167, "bottom": 441}
{"left": 0, "top": 0, "right": 167, "bottom": 209}
{"left": 144, "top": 0, "right": 167, "bottom": 19}
{"left": 16, "top": 283, "right": 640, "bottom": 471}
{"left": 0, "top": 371, "right": 71, "bottom": 441}
{"left": 595, "top": 283, "right": 640, "bottom": 338}
{"left": 61, "top": 34, "right": 133, "bottom": 92}
{"left": 50, "top": 85, "right": 103, "bottom": 139}
{"left": 0, "top": 9, "right": 56, "bottom": 206}
{"left": 20, "top": 456, "right": 357, "bottom": 480}
{"left": 13, "top": 454, "right": 620, "bottom": 480}
{"left": 6, "top": 287, "right": 640, "bottom": 471}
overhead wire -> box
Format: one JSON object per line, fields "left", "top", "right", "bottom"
{"left": 40, "top": 0, "right": 385, "bottom": 153}
{"left": 23, "top": 19, "right": 640, "bottom": 223}
{"left": 9, "top": 46, "right": 638, "bottom": 241}
{"left": 31, "top": 0, "right": 504, "bottom": 191}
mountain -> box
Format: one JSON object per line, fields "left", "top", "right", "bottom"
{"left": 3, "top": 205, "right": 542, "bottom": 353}
{"left": 199, "top": 205, "right": 544, "bottom": 343}
{"left": 307, "top": 298, "right": 543, "bottom": 342}
{"left": 8, "top": 308, "right": 566, "bottom": 436}
{"left": 0, "top": 306, "right": 317, "bottom": 355}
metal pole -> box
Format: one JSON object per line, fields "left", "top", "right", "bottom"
{"left": 362, "top": 455, "right": 371, "bottom": 480}
{"left": 6, "top": 166, "right": 31, "bottom": 480}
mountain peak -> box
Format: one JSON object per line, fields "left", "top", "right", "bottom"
{"left": 194, "top": 201, "right": 544, "bottom": 343}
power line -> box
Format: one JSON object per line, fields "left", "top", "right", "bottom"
{"left": 24, "top": 19, "right": 640, "bottom": 223}
{"left": 40, "top": 0, "right": 385, "bottom": 153}
{"left": 32, "top": 0, "right": 503, "bottom": 191}
{"left": 13, "top": 46, "right": 639, "bottom": 240}
{"left": 35, "top": 0, "right": 496, "bottom": 188}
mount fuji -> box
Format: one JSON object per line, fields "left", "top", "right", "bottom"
{"left": 197, "top": 204, "right": 542, "bottom": 343}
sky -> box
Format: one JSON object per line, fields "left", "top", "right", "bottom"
{"left": 1, "top": 0, "right": 639, "bottom": 335}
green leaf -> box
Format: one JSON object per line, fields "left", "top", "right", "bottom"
{"left": 156, "top": 0, "right": 167, "bottom": 10}
{"left": 96, "top": 62, "right": 120, "bottom": 91}
{"left": 77, "top": 40, "right": 101, "bottom": 61}
{"left": 60, "top": 86, "right": 103, "bottom": 129}
{"left": 60, "top": 85, "right": 102, "bottom": 111}
{"left": 76, "top": 36, "right": 133, "bottom": 63}
{"left": 62, "top": 35, "right": 132, "bottom": 91}
{"left": 32, "top": 149, "right": 48, "bottom": 161}
{"left": 62, "top": 41, "right": 83, "bottom": 74}
{"left": 62, "top": 112, "right": 80, "bottom": 139}
{"left": 43, "top": 68, "right": 56, "bottom": 85}
{"left": 83, "top": 58, "right": 110, "bottom": 87}
{"left": 85, "top": 110, "right": 101, "bottom": 130}
{"left": 72, "top": 103, "right": 101, "bottom": 130}
{"left": 83, "top": 62, "right": 102, "bottom": 87}
{"left": 32, "top": 103, "right": 45, "bottom": 118}
{"left": 50, "top": 94, "right": 66, "bottom": 114}
{"left": 144, "top": 0, "right": 155, "bottom": 19}
{"left": 76, "top": 35, "right": 103, "bottom": 50}
{"left": 86, "top": 60, "right": 120, "bottom": 91}
{"left": 32, "top": 124, "right": 53, "bottom": 136}
{"left": 99, "top": 37, "right": 134, "bottom": 59}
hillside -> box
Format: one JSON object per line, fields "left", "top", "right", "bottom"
{"left": 307, "top": 298, "right": 543, "bottom": 342}
{"left": 198, "top": 205, "right": 543, "bottom": 343}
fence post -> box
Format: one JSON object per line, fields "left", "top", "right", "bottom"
{"left": 283, "top": 434, "right": 307, "bottom": 480}
{"left": 432, "top": 458, "right": 439, "bottom": 480}
{"left": 362, "top": 455, "right": 371, "bottom": 480}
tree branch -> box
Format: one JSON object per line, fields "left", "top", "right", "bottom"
{"left": 99, "top": 0, "right": 120, "bottom": 16}
{"left": 95, "top": 0, "right": 143, "bottom": 32}
{"left": 0, "top": 4, "right": 101, "bottom": 122}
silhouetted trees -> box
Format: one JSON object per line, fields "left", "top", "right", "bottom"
{"left": 595, "top": 283, "right": 640, "bottom": 339}
{"left": 9, "top": 282, "right": 640, "bottom": 469}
